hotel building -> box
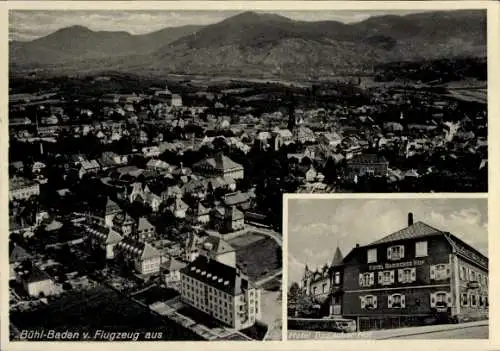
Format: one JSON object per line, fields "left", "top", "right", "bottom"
{"left": 300, "top": 213, "right": 488, "bottom": 330}
{"left": 180, "top": 255, "right": 261, "bottom": 330}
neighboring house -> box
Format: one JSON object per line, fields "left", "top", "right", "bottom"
{"left": 222, "top": 192, "right": 251, "bottom": 211}
{"left": 15, "top": 262, "right": 56, "bottom": 298}
{"left": 85, "top": 224, "right": 124, "bottom": 259}
{"left": 211, "top": 205, "right": 245, "bottom": 233}
{"left": 169, "top": 198, "right": 189, "bottom": 219}
{"left": 115, "top": 238, "right": 162, "bottom": 275}
{"left": 32, "top": 161, "right": 46, "bottom": 174}
{"left": 192, "top": 153, "right": 244, "bottom": 180}
{"left": 9, "top": 177, "right": 40, "bottom": 201}
{"left": 78, "top": 160, "right": 101, "bottom": 179}
{"left": 9, "top": 243, "right": 31, "bottom": 280}
{"left": 186, "top": 202, "right": 211, "bottom": 225}
{"left": 135, "top": 217, "right": 156, "bottom": 242}
{"left": 164, "top": 258, "right": 187, "bottom": 290}
{"left": 346, "top": 154, "right": 389, "bottom": 181}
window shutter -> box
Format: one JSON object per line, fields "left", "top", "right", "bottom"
{"left": 447, "top": 293, "right": 452, "bottom": 306}
{"left": 411, "top": 268, "right": 417, "bottom": 282}
{"left": 360, "top": 296, "right": 366, "bottom": 309}
{"left": 430, "top": 265, "right": 436, "bottom": 280}
{"left": 430, "top": 293, "right": 436, "bottom": 308}
{"left": 390, "top": 270, "right": 395, "bottom": 284}
{"left": 388, "top": 295, "right": 393, "bottom": 308}
{"left": 446, "top": 264, "right": 451, "bottom": 278}
{"left": 378, "top": 271, "right": 383, "bottom": 285}
{"left": 467, "top": 268, "right": 471, "bottom": 281}
{"left": 401, "top": 295, "right": 406, "bottom": 308}
{"left": 398, "top": 269, "right": 403, "bottom": 283}
{"left": 400, "top": 245, "right": 405, "bottom": 259}
{"left": 373, "top": 296, "right": 378, "bottom": 309}
{"left": 369, "top": 273, "right": 375, "bottom": 286}
{"left": 359, "top": 274, "right": 363, "bottom": 287}
{"left": 387, "top": 247, "right": 392, "bottom": 260}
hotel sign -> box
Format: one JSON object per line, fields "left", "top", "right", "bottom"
{"left": 368, "top": 259, "right": 425, "bottom": 271}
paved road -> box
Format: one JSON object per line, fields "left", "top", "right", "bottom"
{"left": 395, "top": 325, "right": 488, "bottom": 339}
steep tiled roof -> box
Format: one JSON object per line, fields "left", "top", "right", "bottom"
{"left": 223, "top": 192, "right": 250, "bottom": 207}
{"left": 137, "top": 217, "right": 154, "bottom": 232}
{"left": 181, "top": 255, "right": 250, "bottom": 295}
{"left": 370, "top": 221, "right": 444, "bottom": 245}
{"left": 105, "top": 197, "right": 122, "bottom": 215}
{"left": 116, "top": 238, "right": 161, "bottom": 260}
{"left": 193, "top": 154, "right": 243, "bottom": 172}
{"left": 86, "top": 224, "right": 123, "bottom": 244}
{"left": 9, "top": 244, "right": 31, "bottom": 264}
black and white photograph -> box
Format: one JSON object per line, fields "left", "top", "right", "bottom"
{"left": 6, "top": 4, "right": 490, "bottom": 345}
{"left": 287, "top": 196, "right": 488, "bottom": 340}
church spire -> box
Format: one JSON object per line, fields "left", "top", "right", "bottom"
{"left": 331, "top": 247, "right": 344, "bottom": 267}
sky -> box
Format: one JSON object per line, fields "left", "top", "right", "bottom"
{"left": 9, "top": 10, "right": 426, "bottom": 41}
{"left": 287, "top": 198, "right": 488, "bottom": 287}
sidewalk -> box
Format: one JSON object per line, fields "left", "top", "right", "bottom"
{"left": 288, "top": 320, "right": 488, "bottom": 340}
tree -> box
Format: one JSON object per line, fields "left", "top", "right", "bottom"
{"left": 289, "top": 282, "right": 301, "bottom": 302}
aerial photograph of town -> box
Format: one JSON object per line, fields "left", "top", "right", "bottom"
{"left": 287, "top": 197, "right": 488, "bottom": 339}
{"left": 8, "top": 7, "right": 486, "bottom": 342}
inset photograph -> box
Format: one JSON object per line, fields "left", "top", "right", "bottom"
{"left": 287, "top": 196, "right": 488, "bottom": 340}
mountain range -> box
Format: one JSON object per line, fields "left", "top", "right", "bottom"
{"left": 9, "top": 10, "right": 486, "bottom": 78}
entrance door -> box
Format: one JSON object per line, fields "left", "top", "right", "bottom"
{"left": 331, "top": 296, "right": 342, "bottom": 315}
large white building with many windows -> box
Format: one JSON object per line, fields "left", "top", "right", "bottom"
{"left": 180, "top": 255, "right": 261, "bottom": 330}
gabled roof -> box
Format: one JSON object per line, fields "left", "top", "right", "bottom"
{"left": 200, "top": 235, "right": 235, "bottom": 255}
{"left": 115, "top": 238, "right": 161, "bottom": 260}
{"left": 10, "top": 244, "right": 31, "bottom": 263}
{"left": 137, "top": 217, "right": 154, "bottom": 232}
{"left": 105, "top": 197, "right": 122, "bottom": 215}
{"left": 370, "top": 221, "right": 443, "bottom": 246}
{"left": 331, "top": 247, "right": 344, "bottom": 267}
{"left": 193, "top": 154, "right": 243, "bottom": 172}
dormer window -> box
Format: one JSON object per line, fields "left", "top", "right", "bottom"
{"left": 387, "top": 245, "right": 404, "bottom": 261}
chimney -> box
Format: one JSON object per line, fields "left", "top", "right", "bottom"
{"left": 408, "top": 212, "right": 414, "bottom": 226}
{"left": 355, "top": 243, "right": 360, "bottom": 248}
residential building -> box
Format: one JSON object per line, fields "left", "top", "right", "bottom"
{"left": 136, "top": 217, "right": 156, "bottom": 242}
{"left": 164, "top": 258, "right": 187, "bottom": 290}
{"left": 180, "top": 255, "right": 261, "bottom": 329}
{"left": 192, "top": 153, "right": 244, "bottom": 180}
{"left": 187, "top": 202, "right": 211, "bottom": 225}
{"left": 346, "top": 154, "right": 389, "bottom": 181}
{"left": 115, "top": 238, "right": 162, "bottom": 275}
{"left": 211, "top": 205, "right": 245, "bottom": 233}
{"left": 15, "top": 262, "right": 56, "bottom": 298}
{"left": 85, "top": 223, "right": 124, "bottom": 259}
{"left": 9, "top": 176, "right": 40, "bottom": 201}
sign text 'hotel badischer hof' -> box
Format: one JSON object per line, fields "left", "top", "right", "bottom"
{"left": 368, "top": 259, "right": 425, "bottom": 271}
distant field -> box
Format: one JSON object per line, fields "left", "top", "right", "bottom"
{"left": 446, "top": 89, "right": 487, "bottom": 104}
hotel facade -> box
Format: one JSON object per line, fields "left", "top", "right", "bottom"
{"left": 301, "top": 213, "right": 488, "bottom": 330}
{"left": 180, "top": 255, "right": 261, "bottom": 330}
